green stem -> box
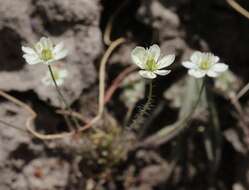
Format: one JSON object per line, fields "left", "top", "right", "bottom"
{"left": 182, "top": 78, "right": 205, "bottom": 124}
{"left": 130, "top": 80, "right": 153, "bottom": 130}
{"left": 204, "top": 79, "right": 221, "bottom": 176}
{"left": 48, "top": 65, "right": 69, "bottom": 108}
{"left": 144, "top": 78, "right": 205, "bottom": 146}
{"left": 48, "top": 65, "right": 80, "bottom": 130}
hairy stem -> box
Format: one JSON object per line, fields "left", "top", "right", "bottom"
{"left": 129, "top": 80, "right": 153, "bottom": 130}
{"left": 143, "top": 78, "right": 205, "bottom": 147}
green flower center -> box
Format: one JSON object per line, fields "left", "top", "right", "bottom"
{"left": 145, "top": 56, "right": 157, "bottom": 72}
{"left": 41, "top": 49, "right": 53, "bottom": 61}
{"left": 199, "top": 59, "right": 211, "bottom": 70}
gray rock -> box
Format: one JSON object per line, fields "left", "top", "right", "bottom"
{"left": 0, "top": 0, "right": 102, "bottom": 107}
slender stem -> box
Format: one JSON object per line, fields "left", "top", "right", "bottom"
{"left": 0, "top": 119, "right": 29, "bottom": 134}
{"left": 227, "top": 0, "right": 249, "bottom": 20}
{"left": 143, "top": 78, "right": 205, "bottom": 146}
{"left": 48, "top": 65, "right": 80, "bottom": 130}
{"left": 205, "top": 79, "right": 221, "bottom": 175}
{"left": 130, "top": 80, "right": 153, "bottom": 129}
{"left": 182, "top": 78, "right": 205, "bottom": 123}
{"left": 148, "top": 80, "right": 153, "bottom": 102}
{"left": 48, "top": 65, "right": 69, "bottom": 108}
{"left": 236, "top": 82, "right": 249, "bottom": 99}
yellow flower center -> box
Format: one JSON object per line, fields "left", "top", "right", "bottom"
{"left": 41, "top": 49, "right": 53, "bottom": 61}
{"left": 199, "top": 59, "right": 211, "bottom": 70}
{"left": 145, "top": 56, "right": 157, "bottom": 71}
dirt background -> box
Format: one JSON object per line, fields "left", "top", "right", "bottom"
{"left": 1, "top": 0, "right": 249, "bottom": 189}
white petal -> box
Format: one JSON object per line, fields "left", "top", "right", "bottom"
{"left": 35, "top": 42, "right": 43, "bottom": 53}
{"left": 131, "top": 47, "right": 147, "bottom": 69}
{"left": 212, "top": 63, "right": 228, "bottom": 72}
{"left": 148, "top": 44, "right": 160, "bottom": 62}
{"left": 188, "top": 69, "right": 206, "bottom": 78}
{"left": 22, "top": 46, "right": 36, "bottom": 54}
{"left": 139, "top": 70, "right": 157, "bottom": 79}
{"left": 157, "top": 54, "right": 175, "bottom": 69}
{"left": 23, "top": 54, "right": 38, "bottom": 61}
{"left": 53, "top": 42, "right": 64, "bottom": 54}
{"left": 207, "top": 70, "right": 219, "bottom": 77}
{"left": 40, "top": 37, "right": 52, "bottom": 49}
{"left": 182, "top": 61, "right": 196, "bottom": 69}
{"left": 154, "top": 69, "right": 171, "bottom": 76}
{"left": 54, "top": 49, "right": 68, "bottom": 60}
{"left": 210, "top": 55, "right": 219, "bottom": 63}
{"left": 23, "top": 54, "right": 42, "bottom": 65}
{"left": 190, "top": 51, "right": 202, "bottom": 63}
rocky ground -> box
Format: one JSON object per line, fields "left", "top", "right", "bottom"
{"left": 1, "top": 0, "right": 249, "bottom": 189}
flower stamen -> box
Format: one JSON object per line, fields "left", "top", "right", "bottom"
{"left": 145, "top": 56, "right": 157, "bottom": 72}
{"left": 199, "top": 59, "right": 211, "bottom": 70}
{"left": 41, "top": 49, "right": 54, "bottom": 61}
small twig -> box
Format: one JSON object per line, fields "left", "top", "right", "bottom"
{"left": 77, "top": 37, "right": 127, "bottom": 132}
{"left": 0, "top": 119, "right": 29, "bottom": 134}
{"left": 227, "top": 0, "right": 249, "bottom": 20}
{"left": 103, "top": 0, "right": 130, "bottom": 45}
{"left": 236, "top": 82, "right": 249, "bottom": 100}
{"left": 56, "top": 110, "right": 90, "bottom": 124}
{"left": 0, "top": 90, "right": 36, "bottom": 116}
{"left": 104, "top": 65, "right": 136, "bottom": 104}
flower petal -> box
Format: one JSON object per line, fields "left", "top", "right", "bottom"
{"left": 157, "top": 54, "right": 175, "bottom": 69}
{"left": 23, "top": 54, "right": 42, "bottom": 65}
{"left": 182, "top": 61, "right": 196, "bottom": 69}
{"left": 139, "top": 70, "right": 157, "bottom": 79}
{"left": 188, "top": 69, "right": 206, "bottom": 78}
{"left": 212, "top": 63, "right": 228, "bottom": 72}
{"left": 40, "top": 37, "right": 53, "bottom": 49}
{"left": 131, "top": 47, "right": 147, "bottom": 69}
{"left": 148, "top": 44, "right": 160, "bottom": 62}
{"left": 53, "top": 42, "right": 64, "bottom": 54}
{"left": 207, "top": 70, "right": 219, "bottom": 77}
{"left": 35, "top": 42, "right": 43, "bottom": 53}
{"left": 154, "top": 69, "right": 171, "bottom": 76}
{"left": 190, "top": 51, "right": 202, "bottom": 63}
{"left": 21, "top": 46, "right": 36, "bottom": 55}
{"left": 210, "top": 55, "right": 219, "bottom": 63}
{"left": 54, "top": 49, "right": 68, "bottom": 60}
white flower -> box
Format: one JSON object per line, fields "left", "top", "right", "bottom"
{"left": 42, "top": 66, "right": 68, "bottom": 86}
{"left": 131, "top": 44, "right": 175, "bottom": 79}
{"left": 22, "top": 37, "right": 68, "bottom": 65}
{"left": 182, "top": 51, "right": 228, "bottom": 78}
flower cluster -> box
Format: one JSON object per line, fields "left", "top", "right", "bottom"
{"left": 131, "top": 44, "right": 228, "bottom": 79}
{"left": 22, "top": 39, "right": 229, "bottom": 87}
